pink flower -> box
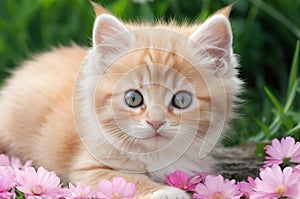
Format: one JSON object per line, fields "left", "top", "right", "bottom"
{"left": 294, "top": 164, "right": 300, "bottom": 173}
{"left": 165, "top": 170, "right": 206, "bottom": 191}
{"left": 0, "top": 154, "right": 32, "bottom": 171}
{"left": 0, "top": 154, "right": 10, "bottom": 166}
{"left": 189, "top": 173, "right": 207, "bottom": 187}
{"left": 0, "top": 166, "right": 15, "bottom": 198}
{"left": 0, "top": 192, "right": 13, "bottom": 199}
{"left": 62, "top": 183, "right": 95, "bottom": 199}
{"left": 193, "top": 175, "right": 241, "bottom": 199}
{"left": 166, "top": 170, "right": 190, "bottom": 190}
{"left": 16, "top": 167, "right": 61, "bottom": 198}
{"left": 264, "top": 136, "right": 300, "bottom": 167}
{"left": 251, "top": 164, "right": 300, "bottom": 199}
{"left": 238, "top": 176, "right": 256, "bottom": 198}
{"left": 10, "top": 156, "right": 32, "bottom": 171}
{"left": 96, "top": 177, "right": 136, "bottom": 199}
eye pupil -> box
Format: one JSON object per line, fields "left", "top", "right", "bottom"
{"left": 124, "top": 90, "right": 143, "bottom": 108}
{"left": 180, "top": 97, "right": 184, "bottom": 104}
{"left": 172, "top": 91, "right": 192, "bottom": 109}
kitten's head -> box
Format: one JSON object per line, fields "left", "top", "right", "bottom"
{"left": 74, "top": 10, "right": 241, "bottom": 171}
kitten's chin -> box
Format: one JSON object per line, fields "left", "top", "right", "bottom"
{"left": 115, "top": 131, "right": 175, "bottom": 153}
{"left": 129, "top": 131, "right": 174, "bottom": 141}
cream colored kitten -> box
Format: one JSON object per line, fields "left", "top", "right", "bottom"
{"left": 0, "top": 4, "right": 241, "bottom": 198}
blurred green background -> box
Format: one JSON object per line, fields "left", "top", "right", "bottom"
{"left": 0, "top": 0, "right": 299, "bottom": 146}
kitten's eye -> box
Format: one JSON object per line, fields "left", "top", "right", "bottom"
{"left": 124, "top": 90, "right": 143, "bottom": 108}
{"left": 171, "top": 91, "right": 192, "bottom": 109}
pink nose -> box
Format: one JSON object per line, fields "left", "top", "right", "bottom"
{"left": 146, "top": 120, "right": 166, "bottom": 130}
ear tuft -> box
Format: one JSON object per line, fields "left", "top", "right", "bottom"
{"left": 90, "top": 1, "right": 112, "bottom": 16}
{"left": 215, "top": 5, "right": 232, "bottom": 19}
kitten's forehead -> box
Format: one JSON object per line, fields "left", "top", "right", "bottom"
{"left": 103, "top": 27, "right": 201, "bottom": 77}
{"left": 132, "top": 28, "right": 191, "bottom": 57}
{"left": 115, "top": 59, "right": 194, "bottom": 93}
{"left": 100, "top": 28, "right": 210, "bottom": 98}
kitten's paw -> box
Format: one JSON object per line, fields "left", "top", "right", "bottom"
{"left": 151, "top": 187, "right": 190, "bottom": 199}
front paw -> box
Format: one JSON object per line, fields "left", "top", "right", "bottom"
{"left": 151, "top": 187, "right": 190, "bottom": 199}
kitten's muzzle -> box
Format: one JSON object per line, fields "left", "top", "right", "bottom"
{"left": 146, "top": 120, "right": 166, "bottom": 131}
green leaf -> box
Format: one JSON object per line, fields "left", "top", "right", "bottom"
{"left": 249, "top": 0, "right": 300, "bottom": 38}
{"left": 15, "top": 188, "right": 25, "bottom": 199}
{"left": 284, "top": 80, "right": 298, "bottom": 113}
{"left": 255, "top": 142, "right": 268, "bottom": 162}
{"left": 287, "top": 40, "right": 299, "bottom": 96}
{"left": 269, "top": 119, "right": 281, "bottom": 136}
{"left": 264, "top": 87, "right": 284, "bottom": 115}
{"left": 253, "top": 117, "right": 270, "bottom": 138}
{"left": 139, "top": 3, "right": 154, "bottom": 21}
{"left": 111, "top": 0, "right": 129, "bottom": 18}
{"left": 286, "top": 122, "right": 300, "bottom": 136}
{"left": 284, "top": 40, "right": 299, "bottom": 112}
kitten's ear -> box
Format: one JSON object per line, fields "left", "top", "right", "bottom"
{"left": 90, "top": 1, "right": 112, "bottom": 16}
{"left": 215, "top": 5, "right": 232, "bottom": 19}
{"left": 189, "top": 14, "right": 233, "bottom": 74}
{"left": 92, "top": 14, "right": 134, "bottom": 53}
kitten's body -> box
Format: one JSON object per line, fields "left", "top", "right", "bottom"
{"left": 0, "top": 4, "right": 241, "bottom": 198}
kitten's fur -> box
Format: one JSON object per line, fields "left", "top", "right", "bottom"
{"left": 0, "top": 3, "right": 241, "bottom": 198}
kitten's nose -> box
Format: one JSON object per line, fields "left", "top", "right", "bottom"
{"left": 146, "top": 120, "right": 166, "bottom": 131}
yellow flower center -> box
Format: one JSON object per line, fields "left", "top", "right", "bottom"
{"left": 210, "top": 192, "right": 223, "bottom": 199}
{"left": 31, "top": 185, "right": 43, "bottom": 195}
{"left": 277, "top": 185, "right": 286, "bottom": 195}
{"left": 112, "top": 193, "right": 120, "bottom": 199}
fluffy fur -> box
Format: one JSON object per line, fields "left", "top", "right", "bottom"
{"left": 0, "top": 4, "right": 241, "bottom": 198}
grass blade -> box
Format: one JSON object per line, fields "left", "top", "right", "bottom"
{"left": 287, "top": 40, "right": 299, "bottom": 96}
{"left": 284, "top": 80, "right": 298, "bottom": 113}
{"left": 249, "top": 0, "right": 300, "bottom": 38}
{"left": 253, "top": 117, "right": 270, "bottom": 138}
{"left": 286, "top": 122, "right": 300, "bottom": 136}
{"left": 264, "top": 87, "right": 284, "bottom": 115}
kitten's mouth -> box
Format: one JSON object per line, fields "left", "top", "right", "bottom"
{"left": 149, "top": 130, "right": 173, "bottom": 139}
{"left": 153, "top": 132, "right": 163, "bottom": 137}
{"left": 136, "top": 131, "right": 164, "bottom": 140}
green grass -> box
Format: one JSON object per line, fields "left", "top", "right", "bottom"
{"left": 254, "top": 41, "right": 299, "bottom": 140}
{"left": 0, "top": 0, "right": 299, "bottom": 146}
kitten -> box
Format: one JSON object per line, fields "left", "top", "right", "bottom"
{"left": 0, "top": 3, "right": 241, "bottom": 198}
